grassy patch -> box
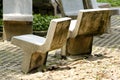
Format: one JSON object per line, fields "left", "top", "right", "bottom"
{"left": 33, "top": 14, "right": 59, "bottom": 31}
{"left": 97, "top": 0, "right": 120, "bottom": 7}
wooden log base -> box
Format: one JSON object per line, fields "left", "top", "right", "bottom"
{"left": 3, "top": 21, "right": 32, "bottom": 41}
{"left": 29, "top": 52, "right": 48, "bottom": 72}
{"left": 66, "top": 35, "right": 93, "bottom": 55}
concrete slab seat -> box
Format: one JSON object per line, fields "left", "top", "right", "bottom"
{"left": 11, "top": 17, "right": 71, "bottom": 73}
{"left": 61, "top": 8, "right": 119, "bottom": 56}
{"left": 84, "top": 0, "right": 111, "bottom": 9}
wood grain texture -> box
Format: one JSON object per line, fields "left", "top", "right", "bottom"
{"left": 50, "top": 20, "right": 70, "bottom": 50}
{"left": 66, "top": 35, "right": 93, "bottom": 55}
{"left": 78, "top": 10, "right": 111, "bottom": 36}
{"left": 29, "top": 52, "right": 48, "bottom": 71}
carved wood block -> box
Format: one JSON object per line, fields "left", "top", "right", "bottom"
{"left": 29, "top": 52, "right": 48, "bottom": 72}
{"left": 66, "top": 35, "right": 93, "bottom": 55}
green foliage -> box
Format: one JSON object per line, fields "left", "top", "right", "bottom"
{"left": 0, "top": 19, "right": 2, "bottom": 25}
{"left": 97, "top": 0, "right": 120, "bottom": 6}
{"left": 33, "top": 14, "right": 59, "bottom": 31}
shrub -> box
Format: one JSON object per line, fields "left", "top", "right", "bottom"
{"left": 33, "top": 14, "right": 59, "bottom": 31}
{"left": 97, "top": 0, "right": 120, "bottom": 7}
{"left": 0, "top": 19, "right": 2, "bottom": 25}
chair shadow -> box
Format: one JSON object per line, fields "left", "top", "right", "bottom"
{"left": 29, "top": 52, "right": 113, "bottom": 73}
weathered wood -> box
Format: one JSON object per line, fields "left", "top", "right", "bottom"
{"left": 78, "top": 9, "right": 111, "bottom": 35}
{"left": 29, "top": 52, "right": 48, "bottom": 71}
{"left": 3, "top": 21, "right": 32, "bottom": 41}
{"left": 11, "top": 17, "right": 71, "bottom": 73}
{"left": 66, "top": 35, "right": 93, "bottom": 55}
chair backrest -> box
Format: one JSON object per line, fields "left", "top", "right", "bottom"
{"left": 45, "top": 17, "right": 71, "bottom": 50}
{"left": 72, "top": 8, "right": 111, "bottom": 37}
{"left": 3, "top": 0, "right": 32, "bottom": 21}
{"left": 58, "top": 0, "right": 84, "bottom": 17}
{"left": 3, "top": 0, "right": 32, "bottom": 15}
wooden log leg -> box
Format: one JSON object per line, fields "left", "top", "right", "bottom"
{"left": 65, "top": 35, "right": 93, "bottom": 55}
{"left": 22, "top": 51, "right": 48, "bottom": 73}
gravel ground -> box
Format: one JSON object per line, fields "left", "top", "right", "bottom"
{"left": 0, "top": 15, "right": 120, "bottom": 80}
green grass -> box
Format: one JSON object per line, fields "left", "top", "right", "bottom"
{"left": 97, "top": 0, "right": 120, "bottom": 7}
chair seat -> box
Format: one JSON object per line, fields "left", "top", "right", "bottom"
{"left": 110, "top": 8, "right": 120, "bottom": 15}
{"left": 3, "top": 14, "right": 33, "bottom": 21}
{"left": 13, "top": 34, "right": 46, "bottom": 46}
{"left": 69, "top": 20, "right": 77, "bottom": 32}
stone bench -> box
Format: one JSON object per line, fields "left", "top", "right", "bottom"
{"left": 11, "top": 17, "right": 71, "bottom": 73}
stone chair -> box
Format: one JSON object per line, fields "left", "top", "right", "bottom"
{"left": 83, "top": 0, "right": 120, "bottom": 15}
{"left": 56, "top": 0, "right": 111, "bottom": 19}
{"left": 11, "top": 17, "right": 71, "bottom": 73}
{"left": 61, "top": 8, "right": 115, "bottom": 56}
{"left": 84, "top": 0, "right": 111, "bottom": 9}
{"left": 58, "top": 0, "right": 84, "bottom": 18}
{"left": 84, "top": 0, "right": 120, "bottom": 33}
{"left": 56, "top": 0, "right": 119, "bottom": 34}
